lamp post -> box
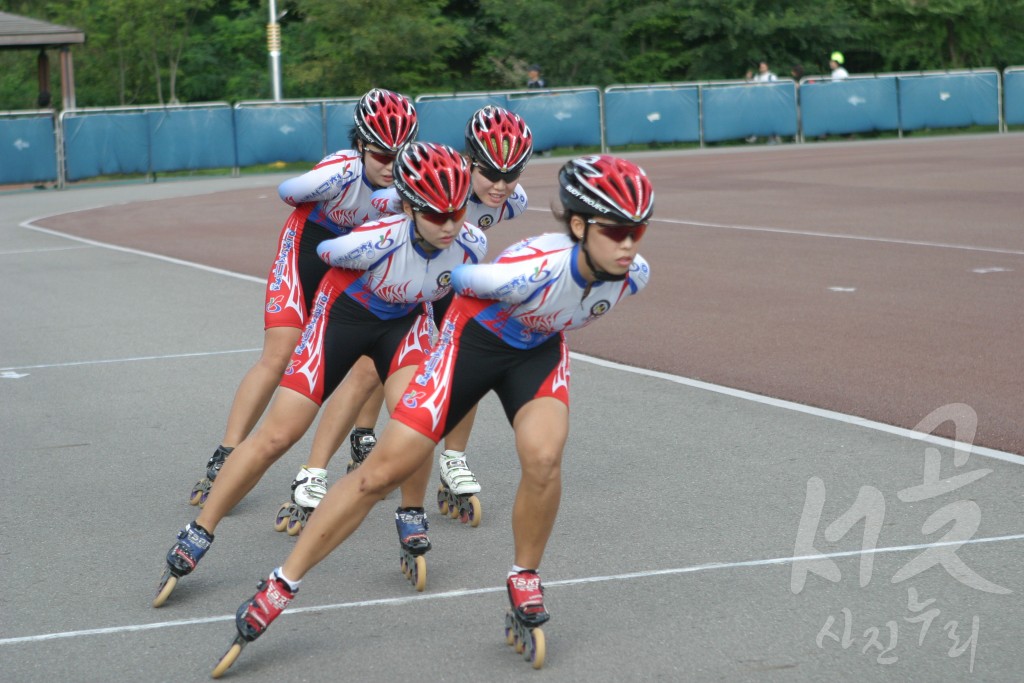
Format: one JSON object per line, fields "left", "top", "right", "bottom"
{"left": 267, "top": 0, "right": 283, "bottom": 100}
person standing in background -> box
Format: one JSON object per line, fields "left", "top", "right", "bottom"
{"left": 830, "top": 52, "right": 849, "bottom": 80}
{"left": 526, "top": 64, "right": 546, "bottom": 88}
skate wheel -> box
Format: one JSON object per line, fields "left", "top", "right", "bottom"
{"left": 286, "top": 511, "right": 303, "bottom": 536}
{"left": 527, "top": 627, "right": 546, "bottom": 669}
{"left": 400, "top": 556, "right": 409, "bottom": 578}
{"left": 412, "top": 555, "right": 427, "bottom": 592}
{"left": 436, "top": 484, "right": 449, "bottom": 515}
{"left": 189, "top": 481, "right": 205, "bottom": 506}
{"left": 153, "top": 572, "right": 177, "bottom": 608}
{"left": 211, "top": 641, "right": 244, "bottom": 679}
{"left": 273, "top": 503, "right": 291, "bottom": 532}
{"left": 504, "top": 612, "right": 516, "bottom": 645}
{"left": 514, "top": 632, "right": 525, "bottom": 654}
{"left": 460, "top": 495, "right": 482, "bottom": 527}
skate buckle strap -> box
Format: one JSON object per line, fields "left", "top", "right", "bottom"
{"left": 262, "top": 578, "right": 294, "bottom": 610}
{"left": 510, "top": 575, "right": 542, "bottom": 593}
{"left": 182, "top": 525, "right": 212, "bottom": 550}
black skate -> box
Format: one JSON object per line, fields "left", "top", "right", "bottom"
{"left": 395, "top": 507, "right": 430, "bottom": 592}
{"left": 345, "top": 428, "right": 376, "bottom": 473}
{"left": 189, "top": 445, "right": 233, "bottom": 506}
{"left": 153, "top": 521, "right": 214, "bottom": 607}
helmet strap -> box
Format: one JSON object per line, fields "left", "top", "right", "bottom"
{"left": 412, "top": 219, "right": 440, "bottom": 255}
{"left": 581, "top": 224, "right": 626, "bottom": 283}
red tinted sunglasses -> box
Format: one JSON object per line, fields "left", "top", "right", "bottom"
{"left": 364, "top": 147, "right": 398, "bottom": 165}
{"left": 415, "top": 206, "right": 468, "bottom": 226}
{"left": 587, "top": 219, "right": 648, "bottom": 243}
{"left": 473, "top": 162, "right": 520, "bottom": 184}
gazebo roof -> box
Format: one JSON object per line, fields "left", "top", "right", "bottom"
{"left": 0, "top": 11, "right": 85, "bottom": 49}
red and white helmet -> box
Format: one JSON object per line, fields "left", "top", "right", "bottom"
{"left": 464, "top": 106, "right": 533, "bottom": 175}
{"left": 353, "top": 88, "right": 418, "bottom": 152}
{"left": 558, "top": 155, "right": 654, "bottom": 225}
{"left": 393, "top": 142, "right": 472, "bottom": 213}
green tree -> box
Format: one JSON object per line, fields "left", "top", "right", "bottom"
{"left": 866, "top": 0, "right": 1024, "bottom": 70}
{"left": 283, "top": 0, "right": 465, "bottom": 97}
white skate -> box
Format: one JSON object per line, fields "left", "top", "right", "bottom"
{"left": 439, "top": 450, "right": 481, "bottom": 495}
{"left": 292, "top": 466, "right": 328, "bottom": 508}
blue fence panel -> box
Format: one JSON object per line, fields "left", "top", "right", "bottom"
{"left": 898, "top": 72, "right": 999, "bottom": 130}
{"left": 508, "top": 90, "right": 601, "bottom": 151}
{"left": 0, "top": 114, "right": 57, "bottom": 184}
{"left": 800, "top": 77, "right": 900, "bottom": 137}
{"left": 702, "top": 82, "right": 797, "bottom": 143}
{"left": 325, "top": 101, "right": 360, "bottom": 152}
{"left": 63, "top": 112, "right": 149, "bottom": 181}
{"left": 604, "top": 87, "right": 700, "bottom": 146}
{"left": 416, "top": 96, "right": 509, "bottom": 149}
{"left": 234, "top": 104, "right": 324, "bottom": 166}
{"left": 1004, "top": 69, "right": 1024, "bottom": 125}
{"left": 149, "top": 107, "right": 236, "bottom": 172}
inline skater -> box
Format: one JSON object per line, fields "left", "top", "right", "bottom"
{"left": 156, "top": 142, "right": 485, "bottom": 607}
{"left": 368, "top": 105, "right": 535, "bottom": 527}
{"left": 211, "top": 154, "right": 653, "bottom": 674}
{"left": 188, "top": 89, "right": 417, "bottom": 513}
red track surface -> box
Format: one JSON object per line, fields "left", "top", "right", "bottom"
{"left": 38, "top": 135, "right": 1024, "bottom": 453}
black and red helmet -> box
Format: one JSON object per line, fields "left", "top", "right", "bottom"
{"left": 558, "top": 155, "right": 654, "bottom": 225}
{"left": 464, "top": 106, "right": 533, "bottom": 175}
{"left": 394, "top": 142, "right": 472, "bottom": 213}
{"left": 353, "top": 88, "right": 419, "bottom": 152}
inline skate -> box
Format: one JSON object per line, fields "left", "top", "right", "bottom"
{"left": 346, "top": 427, "right": 376, "bottom": 473}
{"left": 504, "top": 569, "right": 549, "bottom": 669}
{"left": 395, "top": 507, "right": 430, "bottom": 591}
{"left": 188, "top": 445, "right": 233, "bottom": 507}
{"left": 436, "top": 450, "right": 482, "bottom": 526}
{"left": 212, "top": 573, "right": 297, "bottom": 678}
{"left": 273, "top": 466, "right": 327, "bottom": 536}
{"left": 153, "top": 521, "right": 214, "bottom": 607}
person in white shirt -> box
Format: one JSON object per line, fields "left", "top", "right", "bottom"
{"left": 830, "top": 51, "right": 849, "bottom": 81}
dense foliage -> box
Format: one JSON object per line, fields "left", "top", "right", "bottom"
{"left": 2, "top": 0, "right": 1023, "bottom": 110}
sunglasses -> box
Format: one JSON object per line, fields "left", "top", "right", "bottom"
{"left": 587, "top": 219, "right": 648, "bottom": 243}
{"left": 415, "top": 206, "right": 468, "bottom": 226}
{"left": 364, "top": 147, "right": 398, "bottom": 165}
{"left": 473, "top": 162, "right": 520, "bottom": 185}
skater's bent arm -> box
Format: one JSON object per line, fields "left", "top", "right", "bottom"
{"left": 278, "top": 152, "right": 360, "bottom": 206}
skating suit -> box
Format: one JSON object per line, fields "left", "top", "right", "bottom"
{"left": 277, "top": 214, "right": 487, "bottom": 405}
{"left": 368, "top": 184, "right": 530, "bottom": 322}
{"left": 265, "top": 151, "right": 395, "bottom": 330}
{"left": 392, "top": 232, "right": 650, "bottom": 441}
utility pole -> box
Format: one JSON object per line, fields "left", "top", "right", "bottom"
{"left": 267, "top": 0, "right": 283, "bottom": 100}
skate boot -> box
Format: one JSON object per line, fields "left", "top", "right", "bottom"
{"left": 189, "top": 445, "right": 233, "bottom": 506}
{"left": 395, "top": 507, "right": 431, "bottom": 592}
{"left": 346, "top": 427, "right": 376, "bottom": 473}
{"left": 153, "top": 521, "right": 214, "bottom": 607}
{"left": 211, "top": 572, "right": 297, "bottom": 678}
{"left": 436, "top": 449, "right": 482, "bottom": 527}
{"left": 273, "top": 466, "right": 327, "bottom": 536}
{"left": 504, "top": 570, "right": 549, "bottom": 669}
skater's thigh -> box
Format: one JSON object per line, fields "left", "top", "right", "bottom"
{"left": 513, "top": 397, "right": 569, "bottom": 470}
{"left": 257, "top": 387, "right": 322, "bottom": 449}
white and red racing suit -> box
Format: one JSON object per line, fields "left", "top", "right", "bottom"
{"left": 264, "top": 150, "right": 396, "bottom": 330}
{"left": 391, "top": 232, "right": 650, "bottom": 441}
{"left": 277, "top": 214, "right": 487, "bottom": 405}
